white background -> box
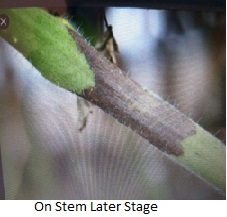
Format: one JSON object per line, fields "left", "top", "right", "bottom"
{"left": 0, "top": 200, "right": 226, "bottom": 216}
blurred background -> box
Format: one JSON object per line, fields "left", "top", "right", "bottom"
{"left": 66, "top": 7, "right": 226, "bottom": 142}
{"left": 108, "top": 8, "right": 225, "bottom": 141}
{"left": 0, "top": 5, "right": 225, "bottom": 199}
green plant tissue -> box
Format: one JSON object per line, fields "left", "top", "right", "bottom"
{"left": 0, "top": 8, "right": 95, "bottom": 94}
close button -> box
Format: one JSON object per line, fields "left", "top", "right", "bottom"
{"left": 0, "top": 14, "right": 10, "bottom": 29}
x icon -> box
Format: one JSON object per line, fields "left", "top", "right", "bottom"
{"left": 0, "top": 14, "right": 9, "bottom": 29}
{"left": 1, "top": 18, "right": 6, "bottom": 26}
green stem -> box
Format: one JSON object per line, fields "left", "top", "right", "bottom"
{"left": 177, "top": 125, "right": 225, "bottom": 192}
{"left": 0, "top": 8, "right": 225, "bottom": 193}
{"left": 0, "top": 8, "right": 95, "bottom": 94}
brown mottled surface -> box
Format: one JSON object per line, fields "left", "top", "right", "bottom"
{"left": 68, "top": 29, "right": 196, "bottom": 156}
